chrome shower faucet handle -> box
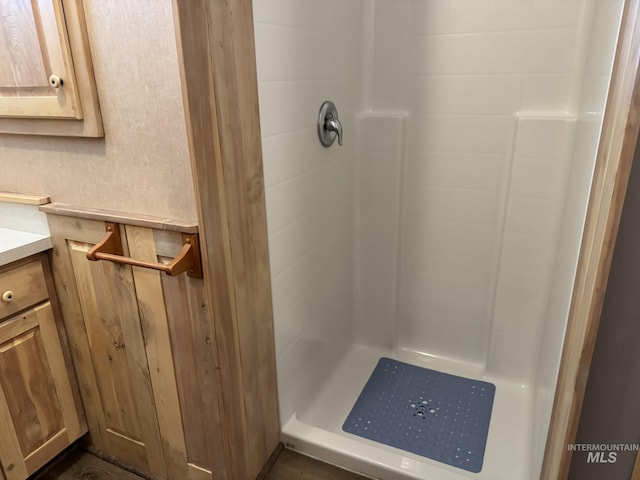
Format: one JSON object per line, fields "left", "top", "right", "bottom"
{"left": 318, "top": 100, "right": 344, "bottom": 147}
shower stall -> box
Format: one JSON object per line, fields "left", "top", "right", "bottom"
{"left": 252, "top": 1, "right": 625, "bottom": 478}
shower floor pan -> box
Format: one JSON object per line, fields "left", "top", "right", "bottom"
{"left": 281, "top": 345, "right": 533, "bottom": 480}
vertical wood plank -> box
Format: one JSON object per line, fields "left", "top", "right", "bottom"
{"left": 162, "top": 274, "right": 207, "bottom": 464}
{"left": 172, "top": 1, "right": 280, "bottom": 478}
{"left": 542, "top": 1, "right": 640, "bottom": 478}
{"left": 206, "top": 1, "right": 280, "bottom": 469}
{"left": 34, "top": 302, "right": 84, "bottom": 442}
{"left": 171, "top": 3, "right": 242, "bottom": 475}
{"left": 39, "top": 253, "right": 88, "bottom": 439}
{"left": 81, "top": 244, "right": 167, "bottom": 479}
{"left": 125, "top": 225, "right": 192, "bottom": 480}
{"left": 158, "top": 233, "right": 226, "bottom": 477}
{"left": 67, "top": 243, "right": 142, "bottom": 442}
{"left": 46, "top": 215, "right": 111, "bottom": 451}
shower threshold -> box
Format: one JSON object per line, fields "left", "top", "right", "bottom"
{"left": 281, "top": 345, "right": 533, "bottom": 480}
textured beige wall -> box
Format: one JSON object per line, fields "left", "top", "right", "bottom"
{"left": 0, "top": 0, "right": 197, "bottom": 221}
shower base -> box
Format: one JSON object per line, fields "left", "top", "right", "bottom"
{"left": 281, "top": 344, "right": 533, "bottom": 480}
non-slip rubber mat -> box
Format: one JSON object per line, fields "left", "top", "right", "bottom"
{"left": 342, "top": 357, "right": 495, "bottom": 473}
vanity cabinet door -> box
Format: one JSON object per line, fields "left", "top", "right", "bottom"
{"left": 46, "top": 215, "right": 223, "bottom": 480}
{"left": 0, "top": 303, "right": 85, "bottom": 480}
{"left": 0, "top": 0, "right": 102, "bottom": 136}
{"left": 0, "top": 0, "right": 80, "bottom": 119}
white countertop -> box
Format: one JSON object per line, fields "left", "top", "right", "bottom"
{"left": 0, "top": 200, "right": 52, "bottom": 267}
{"left": 0, "top": 228, "right": 52, "bottom": 267}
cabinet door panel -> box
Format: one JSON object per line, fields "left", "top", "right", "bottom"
{"left": 0, "top": 303, "right": 83, "bottom": 480}
{"left": 0, "top": 1, "right": 47, "bottom": 88}
{"left": 0, "top": 328, "right": 64, "bottom": 455}
{"left": 0, "top": 0, "right": 81, "bottom": 118}
{"left": 66, "top": 239, "right": 166, "bottom": 478}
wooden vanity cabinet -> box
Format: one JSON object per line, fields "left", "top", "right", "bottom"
{"left": 0, "top": 0, "right": 102, "bottom": 137}
{"left": 45, "top": 214, "right": 224, "bottom": 480}
{"left": 0, "top": 254, "right": 87, "bottom": 480}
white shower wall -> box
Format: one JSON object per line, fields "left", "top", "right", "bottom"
{"left": 531, "top": 0, "right": 624, "bottom": 473}
{"left": 252, "top": 0, "right": 364, "bottom": 422}
{"left": 357, "top": 0, "right": 619, "bottom": 384}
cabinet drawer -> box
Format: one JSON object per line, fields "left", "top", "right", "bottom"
{"left": 0, "top": 261, "right": 49, "bottom": 321}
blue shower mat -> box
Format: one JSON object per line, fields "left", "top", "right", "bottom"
{"left": 342, "top": 357, "right": 495, "bottom": 473}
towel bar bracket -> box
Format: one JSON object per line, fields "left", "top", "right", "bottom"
{"left": 86, "top": 222, "right": 203, "bottom": 278}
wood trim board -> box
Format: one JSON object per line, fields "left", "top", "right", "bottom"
{"left": 0, "top": 193, "right": 50, "bottom": 205}
{"left": 541, "top": 1, "right": 640, "bottom": 478}
{"left": 39, "top": 204, "right": 198, "bottom": 234}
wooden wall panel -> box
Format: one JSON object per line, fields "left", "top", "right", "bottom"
{"left": 172, "top": 0, "right": 280, "bottom": 478}
{"left": 46, "top": 213, "right": 227, "bottom": 479}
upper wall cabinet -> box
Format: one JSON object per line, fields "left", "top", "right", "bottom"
{"left": 0, "top": 0, "right": 103, "bottom": 137}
